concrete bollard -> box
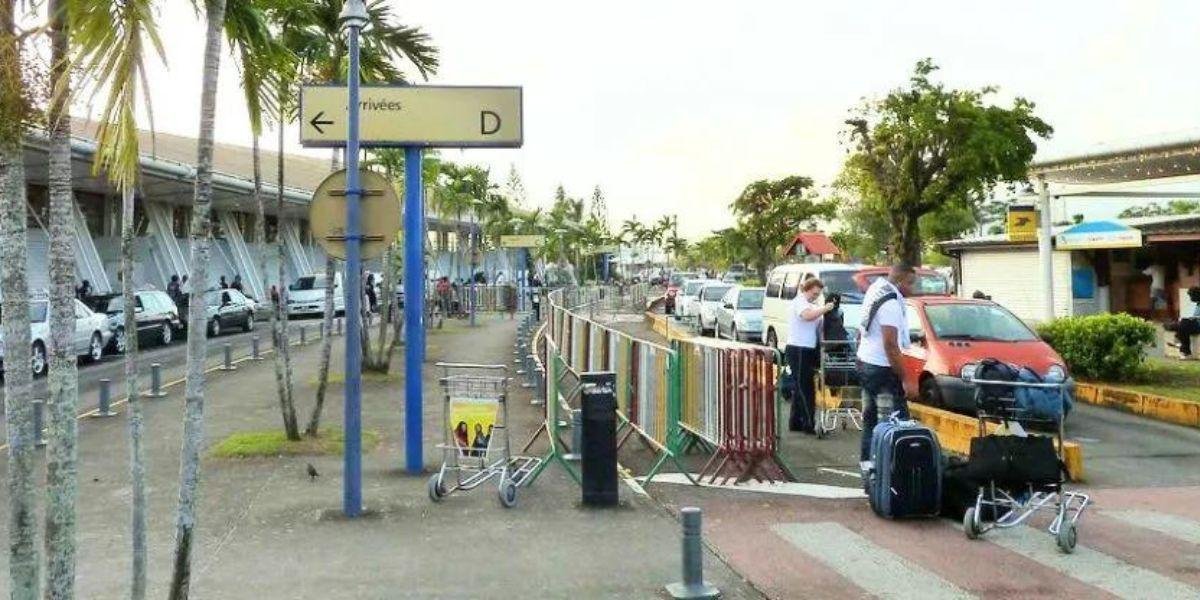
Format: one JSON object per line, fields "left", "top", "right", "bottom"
{"left": 300, "top": 326, "right": 307, "bottom": 345}
{"left": 221, "top": 343, "right": 237, "bottom": 371}
{"left": 336, "top": 317, "right": 343, "bottom": 336}
{"left": 145, "top": 363, "right": 167, "bottom": 398}
{"left": 665, "top": 507, "right": 720, "bottom": 599}
{"left": 94, "top": 378, "right": 116, "bottom": 417}
{"left": 33, "top": 400, "right": 46, "bottom": 448}
{"left": 251, "top": 335, "right": 262, "bottom": 360}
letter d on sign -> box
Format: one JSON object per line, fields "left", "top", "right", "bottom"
{"left": 480, "top": 110, "right": 501, "bottom": 135}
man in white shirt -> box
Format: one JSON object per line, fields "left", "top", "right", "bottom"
{"left": 856, "top": 263, "right": 917, "bottom": 461}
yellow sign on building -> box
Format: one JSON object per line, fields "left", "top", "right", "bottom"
{"left": 500, "top": 235, "right": 545, "bottom": 248}
{"left": 1006, "top": 205, "right": 1039, "bottom": 242}
{"left": 300, "top": 85, "right": 523, "bottom": 148}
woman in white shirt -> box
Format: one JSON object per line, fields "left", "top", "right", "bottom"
{"left": 786, "top": 278, "right": 835, "bottom": 433}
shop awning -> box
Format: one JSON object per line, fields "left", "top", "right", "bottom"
{"left": 1055, "top": 221, "right": 1142, "bottom": 250}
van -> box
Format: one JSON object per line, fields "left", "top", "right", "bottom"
{"left": 761, "top": 263, "right": 864, "bottom": 351}
{"left": 287, "top": 272, "right": 345, "bottom": 318}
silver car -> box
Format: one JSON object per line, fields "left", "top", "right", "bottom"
{"left": 1, "top": 297, "right": 112, "bottom": 377}
{"left": 714, "top": 286, "right": 765, "bottom": 343}
{"left": 696, "top": 282, "right": 733, "bottom": 336}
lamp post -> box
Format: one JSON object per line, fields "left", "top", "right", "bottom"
{"left": 339, "top": 0, "right": 369, "bottom": 518}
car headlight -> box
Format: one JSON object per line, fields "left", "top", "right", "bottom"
{"left": 1046, "top": 364, "right": 1066, "bottom": 380}
{"left": 960, "top": 363, "right": 978, "bottom": 381}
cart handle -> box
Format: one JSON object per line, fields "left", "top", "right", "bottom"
{"left": 434, "top": 362, "right": 509, "bottom": 371}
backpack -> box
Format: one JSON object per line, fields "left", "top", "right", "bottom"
{"left": 862, "top": 291, "right": 898, "bottom": 332}
{"left": 973, "top": 358, "right": 1019, "bottom": 413}
{"left": 1013, "top": 367, "right": 1073, "bottom": 422}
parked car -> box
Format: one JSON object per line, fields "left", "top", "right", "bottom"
{"left": 900, "top": 296, "right": 1072, "bottom": 416}
{"left": 761, "top": 263, "right": 864, "bottom": 351}
{"left": 676, "top": 279, "right": 707, "bottom": 319}
{"left": 205, "top": 289, "right": 255, "bottom": 337}
{"left": 695, "top": 281, "right": 733, "bottom": 336}
{"left": 0, "top": 296, "right": 112, "bottom": 377}
{"left": 664, "top": 271, "right": 698, "bottom": 314}
{"left": 853, "top": 266, "right": 951, "bottom": 297}
{"left": 715, "top": 286, "right": 765, "bottom": 343}
{"left": 98, "top": 290, "right": 183, "bottom": 353}
{"left": 287, "top": 272, "right": 345, "bottom": 318}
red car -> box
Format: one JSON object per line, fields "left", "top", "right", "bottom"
{"left": 899, "top": 297, "right": 1072, "bottom": 415}
{"left": 853, "top": 266, "right": 951, "bottom": 297}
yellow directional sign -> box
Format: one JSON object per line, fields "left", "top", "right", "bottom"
{"left": 309, "top": 169, "right": 401, "bottom": 260}
{"left": 300, "top": 85, "right": 523, "bottom": 148}
{"left": 500, "top": 234, "right": 545, "bottom": 248}
{"left": 1006, "top": 205, "right": 1039, "bottom": 242}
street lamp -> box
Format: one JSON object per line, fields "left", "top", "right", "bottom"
{"left": 338, "top": 0, "right": 369, "bottom": 31}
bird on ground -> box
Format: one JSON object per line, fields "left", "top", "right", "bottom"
{"left": 306, "top": 463, "right": 319, "bottom": 481}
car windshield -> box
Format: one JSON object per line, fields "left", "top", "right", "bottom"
{"left": 819, "top": 270, "right": 864, "bottom": 303}
{"left": 291, "top": 276, "right": 326, "bottom": 291}
{"left": 670, "top": 273, "right": 695, "bottom": 287}
{"left": 863, "top": 272, "right": 949, "bottom": 296}
{"left": 205, "top": 291, "right": 224, "bottom": 307}
{"left": 106, "top": 297, "right": 123, "bottom": 313}
{"left": 924, "top": 304, "right": 1037, "bottom": 342}
{"left": 702, "top": 285, "right": 731, "bottom": 301}
{"left": 683, "top": 281, "right": 704, "bottom": 295}
{"left": 737, "top": 290, "right": 765, "bottom": 309}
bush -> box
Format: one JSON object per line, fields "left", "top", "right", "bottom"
{"left": 1037, "top": 313, "right": 1157, "bottom": 382}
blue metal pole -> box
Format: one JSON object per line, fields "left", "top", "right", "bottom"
{"left": 342, "top": 23, "right": 364, "bottom": 517}
{"left": 403, "top": 146, "right": 424, "bottom": 473}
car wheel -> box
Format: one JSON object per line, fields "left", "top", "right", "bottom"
{"left": 766, "top": 329, "right": 778, "bottom": 350}
{"left": 30, "top": 342, "right": 47, "bottom": 378}
{"left": 86, "top": 333, "right": 103, "bottom": 363}
{"left": 920, "top": 377, "right": 944, "bottom": 409}
{"left": 161, "top": 323, "right": 173, "bottom": 346}
{"left": 113, "top": 326, "right": 127, "bottom": 354}
{"left": 244, "top": 313, "right": 254, "bottom": 332}
{"left": 208, "top": 319, "right": 220, "bottom": 338}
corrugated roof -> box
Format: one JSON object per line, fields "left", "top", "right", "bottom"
{"left": 782, "top": 231, "right": 841, "bottom": 256}
{"left": 940, "top": 213, "right": 1200, "bottom": 249}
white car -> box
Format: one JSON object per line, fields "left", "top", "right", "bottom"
{"left": 675, "top": 279, "right": 707, "bottom": 318}
{"left": 695, "top": 281, "right": 733, "bottom": 336}
{"left": 715, "top": 286, "right": 765, "bottom": 343}
{"left": 287, "top": 273, "right": 345, "bottom": 318}
{"left": 0, "top": 296, "right": 112, "bottom": 377}
{"left": 761, "top": 263, "right": 864, "bottom": 351}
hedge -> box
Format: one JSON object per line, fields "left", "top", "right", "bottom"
{"left": 1037, "top": 313, "right": 1157, "bottom": 382}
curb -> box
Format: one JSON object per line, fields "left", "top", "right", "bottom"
{"left": 1075, "top": 382, "right": 1200, "bottom": 429}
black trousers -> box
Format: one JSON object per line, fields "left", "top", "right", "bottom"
{"left": 1177, "top": 318, "right": 1200, "bottom": 355}
{"left": 785, "top": 345, "right": 819, "bottom": 432}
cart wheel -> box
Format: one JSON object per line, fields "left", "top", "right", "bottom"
{"left": 1056, "top": 522, "right": 1077, "bottom": 554}
{"left": 498, "top": 480, "right": 518, "bottom": 508}
{"left": 427, "top": 474, "right": 445, "bottom": 503}
{"left": 964, "top": 508, "right": 980, "bottom": 540}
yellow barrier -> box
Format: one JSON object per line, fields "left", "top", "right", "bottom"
{"left": 1074, "top": 382, "right": 1200, "bottom": 429}
{"left": 817, "top": 389, "right": 1084, "bottom": 482}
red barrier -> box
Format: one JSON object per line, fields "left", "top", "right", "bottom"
{"left": 697, "top": 346, "right": 790, "bottom": 484}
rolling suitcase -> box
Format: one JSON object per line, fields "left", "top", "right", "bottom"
{"left": 868, "top": 416, "right": 942, "bottom": 518}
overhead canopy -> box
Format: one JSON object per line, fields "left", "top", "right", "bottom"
{"left": 1031, "top": 136, "right": 1200, "bottom": 185}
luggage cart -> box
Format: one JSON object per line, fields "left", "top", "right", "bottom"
{"left": 961, "top": 377, "right": 1089, "bottom": 553}
{"left": 428, "top": 363, "right": 542, "bottom": 508}
{"left": 815, "top": 339, "right": 863, "bottom": 438}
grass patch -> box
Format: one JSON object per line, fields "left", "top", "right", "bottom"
{"left": 210, "top": 427, "right": 382, "bottom": 458}
{"left": 306, "top": 370, "right": 399, "bottom": 386}
{"left": 1093, "top": 357, "right": 1200, "bottom": 403}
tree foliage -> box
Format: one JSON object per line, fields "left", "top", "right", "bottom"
{"left": 1118, "top": 200, "right": 1200, "bottom": 219}
{"left": 729, "top": 175, "right": 834, "bottom": 278}
{"left": 843, "top": 59, "right": 1052, "bottom": 264}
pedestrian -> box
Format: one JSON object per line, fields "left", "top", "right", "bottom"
{"left": 167, "top": 274, "right": 181, "bottom": 303}
{"left": 1167, "top": 286, "right": 1200, "bottom": 359}
{"left": 231, "top": 275, "right": 244, "bottom": 294}
{"left": 180, "top": 274, "right": 190, "bottom": 294}
{"left": 786, "top": 278, "right": 835, "bottom": 433}
{"left": 270, "top": 284, "right": 280, "bottom": 309}
{"left": 365, "top": 272, "right": 379, "bottom": 313}
{"left": 75, "top": 279, "right": 92, "bottom": 300}
{"left": 505, "top": 281, "right": 518, "bottom": 319}
{"left": 855, "top": 263, "right": 918, "bottom": 465}
{"left": 219, "top": 275, "right": 229, "bottom": 289}
{"left": 435, "top": 276, "right": 452, "bottom": 327}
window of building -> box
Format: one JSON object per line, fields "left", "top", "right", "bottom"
{"left": 26, "top": 185, "right": 49, "bottom": 228}
{"left": 172, "top": 206, "right": 191, "bottom": 238}
{"left": 76, "top": 191, "right": 107, "bottom": 235}
{"left": 264, "top": 215, "right": 278, "bottom": 243}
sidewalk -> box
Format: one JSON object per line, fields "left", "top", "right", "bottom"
{"left": 0, "top": 314, "right": 760, "bottom": 599}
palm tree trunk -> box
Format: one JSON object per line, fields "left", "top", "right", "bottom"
{"left": 254, "top": 133, "right": 299, "bottom": 440}
{"left": 1, "top": 2, "right": 38, "bottom": 596}
{"left": 170, "top": 1, "right": 227, "bottom": 596}
{"left": 274, "top": 99, "right": 297, "bottom": 443}
{"left": 44, "top": 0, "right": 79, "bottom": 594}
{"left": 120, "top": 185, "right": 147, "bottom": 600}
{"left": 306, "top": 256, "right": 336, "bottom": 436}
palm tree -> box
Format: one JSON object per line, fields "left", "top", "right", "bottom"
{"left": 169, "top": 0, "right": 230, "bottom": 595}
{"left": 71, "top": 0, "right": 166, "bottom": 595}
{"left": 226, "top": 0, "right": 301, "bottom": 441}
{"left": 1, "top": 1, "right": 38, "bottom": 594}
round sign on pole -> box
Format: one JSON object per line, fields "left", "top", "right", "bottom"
{"left": 309, "top": 168, "right": 402, "bottom": 260}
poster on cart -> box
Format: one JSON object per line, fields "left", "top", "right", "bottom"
{"left": 449, "top": 398, "right": 498, "bottom": 458}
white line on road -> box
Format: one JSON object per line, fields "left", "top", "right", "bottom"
{"left": 985, "top": 524, "right": 1198, "bottom": 599}
{"left": 1104, "top": 509, "right": 1200, "bottom": 546}
{"left": 818, "top": 467, "right": 862, "bottom": 479}
{"left": 648, "top": 473, "right": 866, "bottom": 499}
{"left": 773, "top": 522, "right": 975, "bottom": 600}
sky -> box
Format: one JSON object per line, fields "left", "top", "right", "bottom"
{"left": 117, "top": 0, "right": 1200, "bottom": 238}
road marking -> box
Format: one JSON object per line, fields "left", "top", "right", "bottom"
{"left": 985, "top": 524, "right": 1198, "bottom": 599}
{"left": 773, "top": 522, "right": 974, "bottom": 600}
{"left": 649, "top": 473, "right": 865, "bottom": 499}
{"left": 819, "top": 467, "right": 863, "bottom": 479}
{"left": 1104, "top": 509, "right": 1200, "bottom": 546}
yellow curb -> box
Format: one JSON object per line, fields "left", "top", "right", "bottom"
{"left": 1075, "top": 382, "right": 1200, "bottom": 429}
{"left": 817, "top": 388, "right": 1085, "bottom": 482}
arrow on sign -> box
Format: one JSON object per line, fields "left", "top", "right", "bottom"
{"left": 309, "top": 111, "right": 334, "bottom": 134}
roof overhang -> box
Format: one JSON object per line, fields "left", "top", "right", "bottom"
{"left": 1031, "top": 137, "right": 1200, "bottom": 185}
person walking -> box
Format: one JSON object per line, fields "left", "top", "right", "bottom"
{"left": 219, "top": 275, "right": 229, "bottom": 289}
{"left": 167, "top": 274, "right": 182, "bottom": 304}
{"left": 856, "top": 263, "right": 917, "bottom": 464}
{"left": 365, "top": 272, "right": 378, "bottom": 313}
{"left": 230, "top": 274, "right": 244, "bottom": 294}
{"left": 786, "top": 278, "right": 835, "bottom": 433}
{"left": 1167, "top": 286, "right": 1200, "bottom": 359}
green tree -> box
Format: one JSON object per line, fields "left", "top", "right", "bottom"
{"left": 844, "top": 59, "right": 1052, "bottom": 264}
{"left": 1118, "top": 200, "right": 1200, "bottom": 218}
{"left": 730, "top": 176, "right": 834, "bottom": 279}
